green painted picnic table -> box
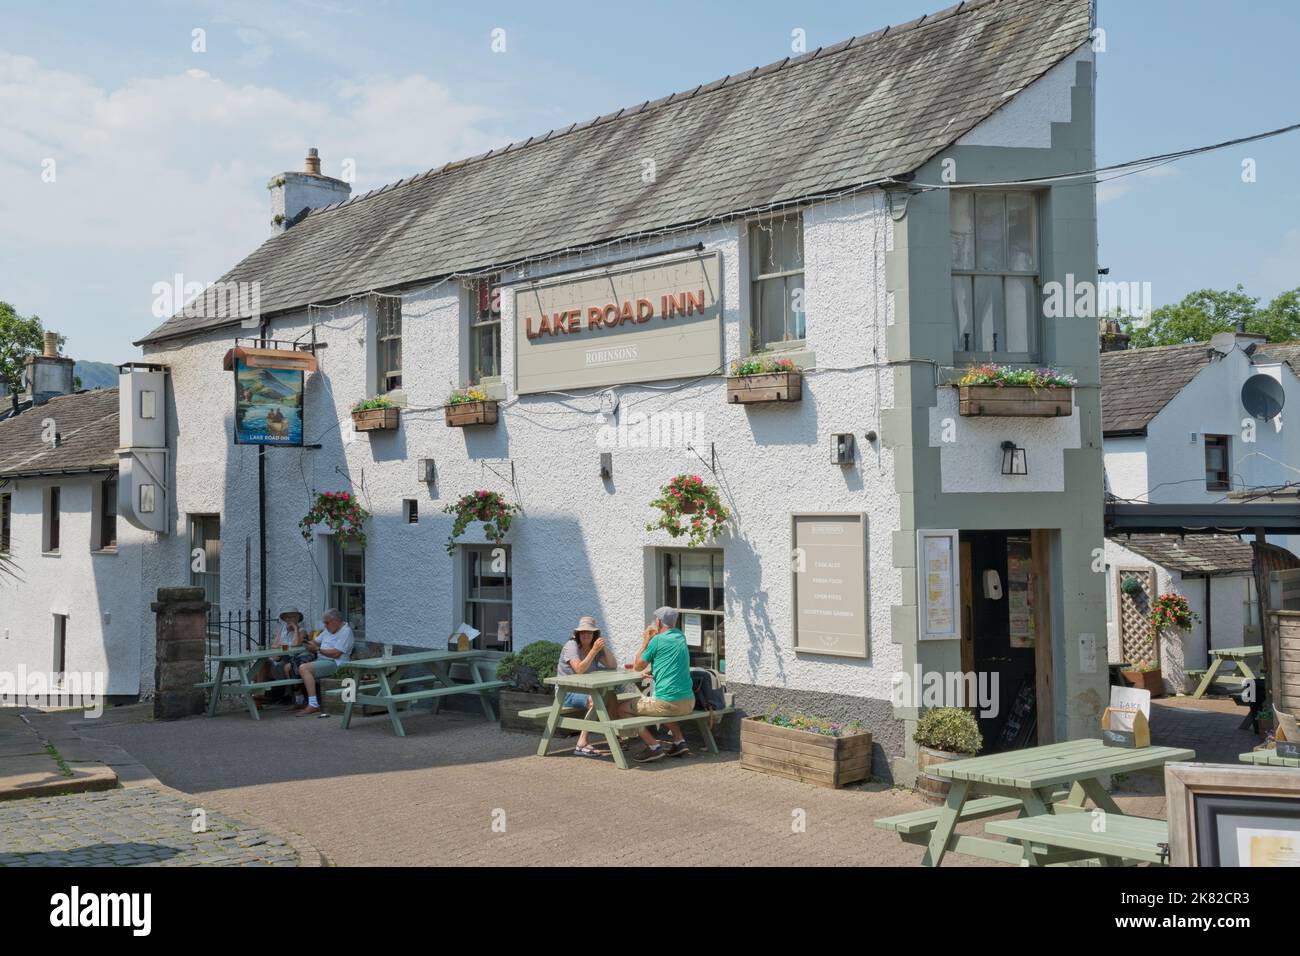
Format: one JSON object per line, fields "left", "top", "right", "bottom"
{"left": 338, "top": 649, "right": 507, "bottom": 737}
{"left": 202, "top": 647, "right": 305, "bottom": 720}
{"left": 878, "top": 738, "right": 1195, "bottom": 867}
{"left": 1239, "top": 748, "right": 1300, "bottom": 768}
{"left": 1190, "top": 644, "right": 1263, "bottom": 699}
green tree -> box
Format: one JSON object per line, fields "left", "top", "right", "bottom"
{"left": 1121, "top": 285, "right": 1300, "bottom": 348}
{"left": 0, "top": 301, "right": 54, "bottom": 394}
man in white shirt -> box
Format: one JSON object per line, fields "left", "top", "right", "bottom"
{"left": 296, "top": 608, "right": 354, "bottom": 715}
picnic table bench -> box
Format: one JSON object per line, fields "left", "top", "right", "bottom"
{"left": 331, "top": 649, "right": 507, "bottom": 737}
{"left": 1239, "top": 747, "right": 1300, "bottom": 768}
{"left": 198, "top": 647, "right": 304, "bottom": 720}
{"left": 874, "top": 738, "right": 1194, "bottom": 866}
{"left": 985, "top": 812, "right": 1171, "bottom": 866}
{"left": 532, "top": 669, "right": 734, "bottom": 769}
{"left": 1188, "top": 644, "right": 1263, "bottom": 699}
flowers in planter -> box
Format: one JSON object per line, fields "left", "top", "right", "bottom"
{"left": 352, "top": 396, "right": 398, "bottom": 412}
{"left": 1150, "top": 592, "right": 1197, "bottom": 633}
{"left": 729, "top": 355, "right": 798, "bottom": 377}
{"left": 646, "top": 474, "right": 730, "bottom": 548}
{"left": 913, "top": 707, "right": 983, "bottom": 755}
{"left": 446, "top": 387, "right": 489, "bottom": 405}
{"left": 443, "top": 490, "right": 518, "bottom": 554}
{"left": 299, "top": 490, "right": 371, "bottom": 546}
{"left": 758, "top": 708, "right": 863, "bottom": 738}
{"left": 957, "top": 364, "right": 1077, "bottom": 389}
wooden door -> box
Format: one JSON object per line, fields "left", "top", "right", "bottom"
{"left": 1030, "top": 530, "right": 1054, "bottom": 745}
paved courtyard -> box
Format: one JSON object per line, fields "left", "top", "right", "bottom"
{"left": 42, "top": 701, "right": 1202, "bottom": 867}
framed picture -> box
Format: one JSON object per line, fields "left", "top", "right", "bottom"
{"left": 1165, "top": 762, "right": 1300, "bottom": 866}
{"left": 916, "top": 529, "right": 960, "bottom": 641}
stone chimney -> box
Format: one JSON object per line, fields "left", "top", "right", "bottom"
{"left": 268, "top": 147, "right": 351, "bottom": 234}
{"left": 1099, "top": 318, "right": 1129, "bottom": 353}
{"left": 24, "top": 330, "right": 76, "bottom": 406}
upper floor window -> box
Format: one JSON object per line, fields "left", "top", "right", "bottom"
{"left": 468, "top": 275, "right": 501, "bottom": 383}
{"left": 1204, "top": 435, "right": 1230, "bottom": 492}
{"left": 951, "top": 191, "right": 1039, "bottom": 360}
{"left": 749, "top": 214, "right": 805, "bottom": 351}
{"left": 0, "top": 493, "right": 10, "bottom": 553}
{"left": 94, "top": 476, "right": 117, "bottom": 551}
{"left": 44, "top": 486, "right": 60, "bottom": 553}
{"left": 376, "top": 296, "right": 402, "bottom": 392}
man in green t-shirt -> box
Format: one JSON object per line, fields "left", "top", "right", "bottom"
{"left": 618, "top": 606, "right": 694, "bottom": 762}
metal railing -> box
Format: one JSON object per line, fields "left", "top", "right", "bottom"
{"left": 204, "top": 608, "right": 277, "bottom": 668}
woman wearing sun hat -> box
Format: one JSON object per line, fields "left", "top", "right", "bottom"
{"left": 557, "top": 615, "right": 618, "bottom": 757}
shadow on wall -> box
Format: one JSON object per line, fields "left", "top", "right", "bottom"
{"left": 728, "top": 533, "right": 783, "bottom": 687}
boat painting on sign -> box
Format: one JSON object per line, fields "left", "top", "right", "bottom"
{"left": 234, "top": 360, "right": 304, "bottom": 446}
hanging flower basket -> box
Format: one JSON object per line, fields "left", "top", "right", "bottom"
{"left": 299, "top": 490, "right": 371, "bottom": 547}
{"left": 444, "top": 490, "right": 519, "bottom": 555}
{"left": 646, "top": 474, "right": 730, "bottom": 548}
{"left": 1150, "top": 593, "right": 1197, "bottom": 634}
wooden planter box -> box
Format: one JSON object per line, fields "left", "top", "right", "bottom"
{"left": 352, "top": 406, "right": 400, "bottom": 432}
{"left": 740, "top": 717, "right": 871, "bottom": 789}
{"left": 499, "top": 688, "right": 554, "bottom": 734}
{"left": 1120, "top": 668, "right": 1164, "bottom": 697}
{"left": 957, "top": 385, "right": 1073, "bottom": 418}
{"left": 726, "top": 371, "right": 802, "bottom": 405}
{"left": 444, "top": 400, "right": 499, "bottom": 428}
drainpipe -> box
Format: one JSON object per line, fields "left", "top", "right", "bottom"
{"left": 258, "top": 321, "right": 269, "bottom": 648}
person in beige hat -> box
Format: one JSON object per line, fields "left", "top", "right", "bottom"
{"left": 558, "top": 615, "right": 618, "bottom": 757}
{"left": 254, "top": 608, "right": 307, "bottom": 705}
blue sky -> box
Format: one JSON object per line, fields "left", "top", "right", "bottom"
{"left": 1, "top": 0, "right": 1297, "bottom": 362}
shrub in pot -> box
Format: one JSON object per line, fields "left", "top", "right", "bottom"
{"left": 913, "top": 707, "right": 982, "bottom": 804}
{"left": 496, "top": 640, "right": 564, "bottom": 733}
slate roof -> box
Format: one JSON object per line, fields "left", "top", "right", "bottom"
{"left": 1109, "top": 533, "right": 1254, "bottom": 576}
{"left": 138, "top": 0, "right": 1093, "bottom": 345}
{"left": 0, "top": 389, "right": 119, "bottom": 478}
{"left": 1254, "top": 342, "right": 1300, "bottom": 371}
{"left": 1100, "top": 344, "right": 1213, "bottom": 436}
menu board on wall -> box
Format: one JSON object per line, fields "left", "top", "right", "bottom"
{"left": 791, "top": 513, "right": 869, "bottom": 659}
{"left": 1007, "top": 534, "right": 1036, "bottom": 648}
{"left": 918, "top": 529, "right": 960, "bottom": 640}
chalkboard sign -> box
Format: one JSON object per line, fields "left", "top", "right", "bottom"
{"left": 997, "top": 677, "right": 1037, "bottom": 750}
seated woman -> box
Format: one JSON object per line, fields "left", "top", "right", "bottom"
{"left": 558, "top": 616, "right": 617, "bottom": 757}
{"left": 260, "top": 608, "right": 308, "bottom": 704}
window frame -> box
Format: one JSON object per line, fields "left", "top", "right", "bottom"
{"left": 748, "top": 213, "right": 806, "bottom": 353}
{"left": 0, "top": 492, "right": 10, "bottom": 553}
{"left": 951, "top": 189, "right": 1042, "bottom": 364}
{"left": 463, "top": 544, "right": 512, "bottom": 650}
{"left": 44, "top": 485, "right": 61, "bottom": 554}
{"left": 189, "top": 514, "right": 221, "bottom": 616}
{"left": 54, "top": 614, "right": 67, "bottom": 687}
{"left": 94, "top": 475, "right": 118, "bottom": 552}
{"left": 376, "top": 295, "right": 403, "bottom": 394}
{"left": 1204, "top": 435, "right": 1231, "bottom": 492}
{"left": 658, "top": 548, "right": 725, "bottom": 671}
{"left": 467, "top": 275, "right": 502, "bottom": 384}
{"left": 329, "top": 538, "right": 366, "bottom": 638}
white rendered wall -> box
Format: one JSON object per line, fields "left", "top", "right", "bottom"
{"left": 1102, "top": 436, "right": 1148, "bottom": 502}
{"left": 140, "top": 192, "right": 904, "bottom": 703}
{"left": 957, "top": 45, "right": 1093, "bottom": 149}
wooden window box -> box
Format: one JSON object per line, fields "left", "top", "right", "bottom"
{"left": 739, "top": 716, "right": 872, "bottom": 789}
{"left": 444, "top": 400, "right": 499, "bottom": 428}
{"left": 957, "top": 385, "right": 1073, "bottom": 418}
{"left": 726, "top": 371, "right": 802, "bottom": 405}
{"left": 351, "top": 407, "right": 400, "bottom": 432}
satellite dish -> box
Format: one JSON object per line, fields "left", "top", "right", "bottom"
{"left": 1241, "top": 373, "right": 1285, "bottom": 421}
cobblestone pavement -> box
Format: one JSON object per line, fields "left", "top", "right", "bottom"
{"left": 0, "top": 785, "right": 299, "bottom": 867}
{"left": 69, "top": 704, "right": 1174, "bottom": 867}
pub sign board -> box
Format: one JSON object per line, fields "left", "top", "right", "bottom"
{"left": 233, "top": 360, "right": 304, "bottom": 446}
{"left": 791, "top": 513, "right": 869, "bottom": 659}
{"left": 513, "top": 250, "right": 722, "bottom": 394}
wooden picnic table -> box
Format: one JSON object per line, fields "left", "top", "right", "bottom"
{"left": 876, "top": 738, "right": 1195, "bottom": 867}
{"left": 535, "top": 669, "right": 733, "bottom": 770}
{"left": 1189, "top": 644, "right": 1263, "bottom": 699}
{"left": 1239, "top": 747, "right": 1300, "bottom": 768}
{"left": 337, "top": 649, "right": 507, "bottom": 737}
{"left": 201, "top": 647, "right": 306, "bottom": 720}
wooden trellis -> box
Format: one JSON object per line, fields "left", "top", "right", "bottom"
{"left": 1117, "top": 567, "right": 1158, "bottom": 668}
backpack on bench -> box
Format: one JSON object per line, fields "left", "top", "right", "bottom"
{"left": 690, "top": 667, "right": 726, "bottom": 723}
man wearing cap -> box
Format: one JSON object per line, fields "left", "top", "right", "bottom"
{"left": 558, "top": 616, "right": 618, "bottom": 757}
{"left": 618, "top": 606, "right": 694, "bottom": 762}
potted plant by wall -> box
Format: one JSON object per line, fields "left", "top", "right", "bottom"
{"left": 740, "top": 708, "right": 872, "bottom": 788}
{"left": 443, "top": 490, "right": 518, "bottom": 555}
{"left": 913, "top": 707, "right": 982, "bottom": 804}
{"left": 444, "top": 386, "right": 499, "bottom": 427}
{"left": 726, "top": 355, "right": 802, "bottom": 404}
{"left": 299, "top": 490, "right": 370, "bottom": 546}
{"left": 496, "top": 641, "right": 564, "bottom": 733}
{"left": 955, "top": 364, "right": 1075, "bottom": 418}
{"left": 1137, "top": 591, "right": 1197, "bottom": 697}
{"left": 1119, "top": 659, "right": 1164, "bottom": 696}
{"left": 351, "top": 396, "right": 400, "bottom": 432}
{"left": 646, "top": 474, "right": 730, "bottom": 548}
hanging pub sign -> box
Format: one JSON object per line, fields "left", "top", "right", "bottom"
{"left": 513, "top": 250, "right": 722, "bottom": 394}
{"left": 222, "top": 346, "right": 316, "bottom": 446}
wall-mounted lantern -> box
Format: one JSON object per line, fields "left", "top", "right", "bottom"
{"left": 1000, "top": 440, "right": 1027, "bottom": 476}
{"left": 832, "top": 433, "right": 855, "bottom": 465}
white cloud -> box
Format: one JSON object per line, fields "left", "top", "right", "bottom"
{"left": 0, "top": 52, "right": 502, "bottom": 357}
{"left": 1096, "top": 162, "right": 1179, "bottom": 205}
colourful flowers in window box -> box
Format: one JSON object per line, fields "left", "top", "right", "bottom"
{"left": 444, "top": 387, "right": 499, "bottom": 427}
{"left": 726, "top": 355, "right": 802, "bottom": 404}
{"left": 956, "top": 365, "right": 1076, "bottom": 417}
{"left": 351, "top": 396, "right": 400, "bottom": 432}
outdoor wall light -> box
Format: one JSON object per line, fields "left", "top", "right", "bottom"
{"left": 1000, "top": 441, "right": 1027, "bottom": 476}
{"left": 832, "top": 433, "right": 855, "bottom": 465}
{"left": 418, "top": 458, "right": 436, "bottom": 484}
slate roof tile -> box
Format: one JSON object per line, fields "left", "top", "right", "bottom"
{"left": 0, "top": 389, "right": 119, "bottom": 478}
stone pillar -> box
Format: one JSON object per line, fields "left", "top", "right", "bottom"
{"left": 152, "top": 587, "right": 210, "bottom": 720}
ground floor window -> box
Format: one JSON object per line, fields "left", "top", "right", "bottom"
{"left": 464, "top": 545, "right": 511, "bottom": 650}
{"left": 53, "top": 614, "right": 67, "bottom": 686}
{"left": 189, "top": 514, "right": 221, "bottom": 617}
{"left": 659, "top": 549, "right": 725, "bottom": 671}
{"left": 330, "top": 540, "right": 366, "bottom": 637}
